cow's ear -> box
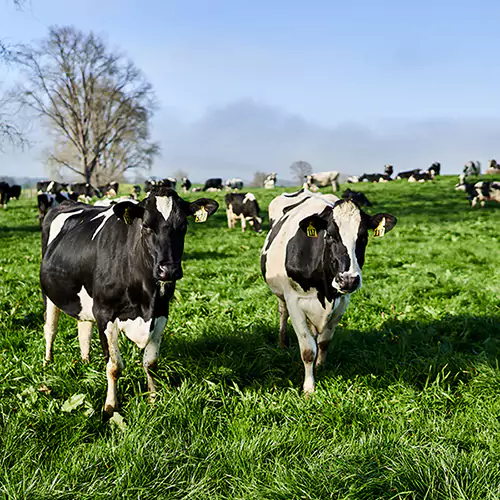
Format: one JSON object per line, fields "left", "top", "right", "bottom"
{"left": 188, "top": 198, "right": 219, "bottom": 223}
{"left": 298, "top": 214, "right": 329, "bottom": 238}
{"left": 113, "top": 201, "right": 144, "bottom": 224}
{"left": 368, "top": 213, "right": 397, "bottom": 237}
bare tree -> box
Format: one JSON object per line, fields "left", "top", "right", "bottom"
{"left": 290, "top": 160, "right": 312, "bottom": 185}
{"left": 172, "top": 169, "right": 189, "bottom": 180}
{"left": 14, "top": 26, "right": 159, "bottom": 183}
{"left": 251, "top": 171, "right": 267, "bottom": 187}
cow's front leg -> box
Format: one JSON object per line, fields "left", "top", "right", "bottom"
{"left": 44, "top": 298, "right": 60, "bottom": 365}
{"left": 143, "top": 316, "right": 167, "bottom": 401}
{"left": 316, "top": 295, "right": 350, "bottom": 367}
{"left": 240, "top": 214, "right": 246, "bottom": 232}
{"left": 226, "top": 206, "right": 234, "bottom": 229}
{"left": 102, "top": 320, "right": 123, "bottom": 416}
{"left": 287, "top": 300, "right": 317, "bottom": 394}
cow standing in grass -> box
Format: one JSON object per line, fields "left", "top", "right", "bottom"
{"left": 40, "top": 187, "right": 218, "bottom": 416}
{"left": 225, "top": 192, "right": 262, "bottom": 233}
{"left": 305, "top": 171, "right": 340, "bottom": 192}
{"left": 260, "top": 189, "right": 396, "bottom": 393}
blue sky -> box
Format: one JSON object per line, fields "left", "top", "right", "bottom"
{"left": 1, "top": 0, "right": 500, "bottom": 181}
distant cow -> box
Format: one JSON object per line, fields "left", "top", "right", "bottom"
{"left": 132, "top": 185, "right": 142, "bottom": 200}
{"left": 181, "top": 177, "right": 192, "bottom": 193}
{"left": 37, "top": 191, "right": 78, "bottom": 225}
{"left": 261, "top": 189, "right": 396, "bottom": 393}
{"left": 0, "top": 182, "right": 9, "bottom": 208}
{"left": 384, "top": 164, "right": 394, "bottom": 177}
{"left": 396, "top": 169, "right": 421, "bottom": 180}
{"left": 8, "top": 184, "right": 22, "bottom": 201}
{"left": 70, "top": 183, "right": 101, "bottom": 199}
{"left": 40, "top": 187, "right": 219, "bottom": 416}
{"left": 203, "top": 178, "right": 223, "bottom": 191}
{"left": 427, "top": 162, "right": 441, "bottom": 176}
{"left": 225, "top": 178, "right": 244, "bottom": 190}
{"left": 456, "top": 178, "right": 500, "bottom": 207}
{"left": 145, "top": 177, "right": 176, "bottom": 193}
{"left": 305, "top": 171, "right": 340, "bottom": 192}
{"left": 463, "top": 161, "right": 481, "bottom": 177}
{"left": 408, "top": 171, "right": 434, "bottom": 182}
{"left": 264, "top": 173, "right": 277, "bottom": 189}
{"left": 225, "top": 192, "right": 262, "bottom": 233}
{"left": 37, "top": 180, "right": 68, "bottom": 194}
{"left": 342, "top": 188, "right": 372, "bottom": 207}
{"left": 98, "top": 181, "right": 120, "bottom": 197}
{"left": 359, "top": 173, "right": 392, "bottom": 183}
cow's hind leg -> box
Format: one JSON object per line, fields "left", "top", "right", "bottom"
{"left": 278, "top": 298, "right": 289, "bottom": 348}
{"left": 44, "top": 298, "right": 60, "bottom": 365}
{"left": 77, "top": 321, "right": 93, "bottom": 362}
{"left": 143, "top": 316, "right": 167, "bottom": 402}
{"left": 102, "top": 320, "right": 123, "bottom": 416}
{"left": 287, "top": 300, "right": 317, "bottom": 394}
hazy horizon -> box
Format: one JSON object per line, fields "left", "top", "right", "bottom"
{"left": 1, "top": 1, "right": 500, "bottom": 182}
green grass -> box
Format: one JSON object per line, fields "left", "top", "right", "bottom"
{"left": 0, "top": 176, "right": 499, "bottom": 499}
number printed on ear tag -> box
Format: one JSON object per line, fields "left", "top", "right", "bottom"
{"left": 194, "top": 206, "right": 208, "bottom": 223}
{"left": 306, "top": 222, "right": 318, "bottom": 238}
{"left": 374, "top": 217, "right": 386, "bottom": 238}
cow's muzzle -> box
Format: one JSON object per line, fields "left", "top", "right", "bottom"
{"left": 334, "top": 273, "right": 361, "bottom": 294}
{"left": 156, "top": 264, "right": 183, "bottom": 282}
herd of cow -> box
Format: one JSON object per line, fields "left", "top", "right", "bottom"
{"left": 0, "top": 159, "right": 498, "bottom": 415}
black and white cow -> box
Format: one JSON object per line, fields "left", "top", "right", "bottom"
{"left": 0, "top": 182, "right": 9, "bottom": 208}
{"left": 203, "top": 178, "right": 223, "bottom": 191}
{"left": 264, "top": 173, "right": 277, "bottom": 189}
{"left": 40, "top": 187, "right": 219, "bottom": 416}
{"left": 225, "top": 178, "right": 244, "bottom": 190}
{"left": 225, "top": 192, "right": 262, "bottom": 233}
{"left": 395, "top": 169, "right": 421, "bottom": 180}
{"left": 37, "top": 180, "right": 68, "bottom": 194}
{"left": 408, "top": 171, "right": 434, "bottom": 182}
{"left": 463, "top": 161, "right": 481, "bottom": 177}
{"left": 427, "top": 162, "right": 441, "bottom": 176}
{"left": 8, "top": 184, "right": 22, "bottom": 201}
{"left": 305, "top": 171, "right": 340, "bottom": 192}
{"left": 37, "top": 191, "right": 79, "bottom": 225}
{"left": 260, "top": 189, "right": 396, "bottom": 393}
{"left": 70, "top": 182, "right": 101, "bottom": 199}
{"left": 384, "top": 164, "right": 394, "bottom": 177}
{"left": 132, "top": 185, "right": 142, "bottom": 200}
{"left": 181, "top": 177, "right": 192, "bottom": 193}
{"left": 456, "top": 178, "right": 500, "bottom": 207}
{"left": 97, "top": 181, "right": 120, "bottom": 197}
{"left": 342, "top": 188, "right": 372, "bottom": 207}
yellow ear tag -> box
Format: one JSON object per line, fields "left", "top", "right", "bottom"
{"left": 306, "top": 221, "right": 318, "bottom": 238}
{"left": 194, "top": 206, "right": 208, "bottom": 223}
{"left": 374, "top": 217, "right": 386, "bottom": 238}
{"left": 123, "top": 207, "right": 132, "bottom": 225}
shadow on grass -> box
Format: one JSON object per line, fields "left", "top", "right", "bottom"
{"left": 160, "top": 313, "right": 500, "bottom": 392}
{"left": 0, "top": 224, "right": 41, "bottom": 234}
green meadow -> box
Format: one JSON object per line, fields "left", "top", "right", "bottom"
{"left": 0, "top": 176, "right": 499, "bottom": 499}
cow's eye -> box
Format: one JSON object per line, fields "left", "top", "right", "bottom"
{"left": 142, "top": 223, "right": 155, "bottom": 234}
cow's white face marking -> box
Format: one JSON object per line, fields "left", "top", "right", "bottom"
{"left": 77, "top": 286, "right": 95, "bottom": 321}
{"left": 91, "top": 207, "right": 115, "bottom": 240}
{"left": 156, "top": 196, "right": 173, "bottom": 221}
{"left": 48, "top": 210, "right": 84, "bottom": 245}
{"left": 243, "top": 193, "right": 256, "bottom": 203}
{"left": 332, "top": 202, "right": 362, "bottom": 290}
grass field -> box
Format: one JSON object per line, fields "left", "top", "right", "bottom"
{"left": 0, "top": 176, "right": 499, "bottom": 499}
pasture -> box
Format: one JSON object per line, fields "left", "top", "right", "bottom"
{"left": 0, "top": 176, "right": 499, "bottom": 499}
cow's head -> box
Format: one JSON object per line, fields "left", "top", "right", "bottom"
{"left": 298, "top": 200, "right": 396, "bottom": 294}
{"left": 113, "top": 187, "right": 218, "bottom": 283}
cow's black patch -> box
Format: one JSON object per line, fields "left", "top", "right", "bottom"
{"left": 264, "top": 216, "right": 287, "bottom": 252}
{"left": 282, "top": 197, "right": 309, "bottom": 215}
{"left": 283, "top": 188, "right": 305, "bottom": 198}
